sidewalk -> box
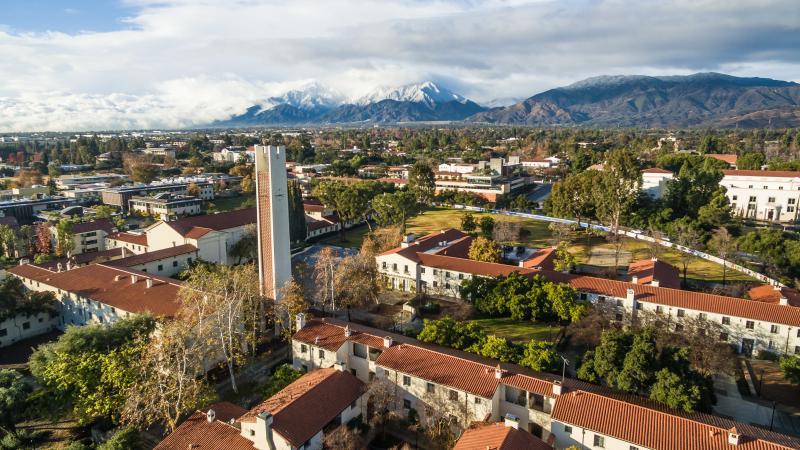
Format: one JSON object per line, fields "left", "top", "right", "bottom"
{"left": 713, "top": 373, "right": 800, "bottom": 436}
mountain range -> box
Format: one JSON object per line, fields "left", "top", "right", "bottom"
{"left": 214, "top": 73, "right": 800, "bottom": 128}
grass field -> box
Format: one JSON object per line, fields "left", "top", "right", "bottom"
{"left": 319, "top": 225, "right": 370, "bottom": 248}
{"left": 205, "top": 194, "right": 254, "bottom": 212}
{"left": 471, "top": 317, "right": 562, "bottom": 343}
{"left": 407, "top": 207, "right": 554, "bottom": 247}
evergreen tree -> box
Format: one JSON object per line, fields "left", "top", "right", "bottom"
{"left": 287, "top": 180, "right": 307, "bottom": 243}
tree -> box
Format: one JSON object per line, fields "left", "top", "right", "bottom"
{"left": 361, "top": 227, "right": 403, "bottom": 255}
{"left": 230, "top": 224, "right": 257, "bottom": 264}
{"left": 34, "top": 223, "right": 51, "bottom": 255}
{"left": 670, "top": 219, "right": 702, "bottom": 286}
{"left": 547, "top": 171, "right": 599, "bottom": 238}
{"left": 122, "top": 154, "right": 159, "bottom": 183}
{"left": 323, "top": 425, "right": 363, "bottom": 449}
{"left": 707, "top": 227, "right": 735, "bottom": 285}
{"left": 696, "top": 188, "right": 732, "bottom": 228}
{"left": 492, "top": 219, "right": 521, "bottom": 243}
{"left": 519, "top": 340, "right": 557, "bottom": 372}
{"left": 408, "top": 161, "right": 435, "bottom": 204}
{"left": 314, "top": 246, "right": 339, "bottom": 313}
{"left": 594, "top": 149, "right": 641, "bottom": 269}
{"left": 0, "top": 225, "right": 15, "bottom": 258}
{"left": 287, "top": 180, "right": 307, "bottom": 243}
{"left": 365, "top": 378, "right": 400, "bottom": 441}
{"left": 737, "top": 152, "right": 766, "bottom": 170}
{"left": 275, "top": 279, "right": 309, "bottom": 342}
{"left": 372, "top": 191, "right": 417, "bottom": 232}
{"left": 478, "top": 216, "right": 495, "bottom": 238}
{"left": 97, "top": 427, "right": 142, "bottom": 450}
{"left": 417, "top": 317, "right": 486, "bottom": 351}
{"left": 552, "top": 241, "right": 576, "bottom": 273}
{"left": 546, "top": 282, "right": 584, "bottom": 322}
{"left": 468, "top": 236, "right": 501, "bottom": 263}
{"left": 336, "top": 251, "right": 380, "bottom": 319}
{"left": 262, "top": 364, "right": 305, "bottom": 398}
{"left": 55, "top": 219, "right": 76, "bottom": 257}
{"left": 478, "top": 335, "right": 520, "bottom": 363}
{"left": 29, "top": 316, "right": 155, "bottom": 425}
{"left": 460, "top": 212, "right": 477, "bottom": 233}
{"left": 0, "top": 369, "right": 31, "bottom": 433}
{"left": 186, "top": 182, "right": 200, "bottom": 197}
{"left": 649, "top": 369, "right": 703, "bottom": 413}
{"left": 179, "top": 264, "right": 263, "bottom": 393}
{"left": 15, "top": 169, "right": 43, "bottom": 188}
{"left": 780, "top": 355, "right": 800, "bottom": 385}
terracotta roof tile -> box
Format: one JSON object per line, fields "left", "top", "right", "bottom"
{"left": 454, "top": 422, "right": 552, "bottom": 450}
{"left": 35, "top": 247, "right": 123, "bottom": 271}
{"left": 521, "top": 247, "right": 556, "bottom": 270}
{"left": 72, "top": 218, "right": 115, "bottom": 234}
{"left": 378, "top": 229, "right": 468, "bottom": 260}
{"left": 748, "top": 285, "right": 800, "bottom": 307}
{"left": 707, "top": 154, "right": 738, "bottom": 164}
{"left": 240, "top": 368, "right": 363, "bottom": 448}
{"left": 722, "top": 170, "right": 800, "bottom": 178}
{"left": 417, "top": 253, "right": 537, "bottom": 278}
{"left": 8, "top": 263, "right": 182, "bottom": 318}
{"left": 105, "top": 244, "right": 197, "bottom": 268}
{"left": 627, "top": 258, "right": 681, "bottom": 289}
{"left": 641, "top": 168, "right": 673, "bottom": 174}
{"left": 154, "top": 403, "right": 252, "bottom": 450}
{"left": 107, "top": 231, "right": 148, "bottom": 246}
{"left": 167, "top": 208, "right": 256, "bottom": 236}
{"left": 551, "top": 390, "right": 800, "bottom": 450}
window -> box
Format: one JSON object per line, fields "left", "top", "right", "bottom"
{"left": 564, "top": 425, "right": 572, "bottom": 433}
{"left": 749, "top": 196, "right": 757, "bottom": 202}
{"left": 404, "top": 265, "right": 409, "bottom": 274}
{"left": 764, "top": 186, "right": 768, "bottom": 190}
{"left": 445, "top": 271, "right": 451, "bottom": 279}
{"left": 732, "top": 195, "right": 738, "bottom": 201}
{"left": 173, "top": 260, "right": 178, "bottom": 267}
{"left": 141, "top": 268, "right": 147, "bottom": 272}
{"left": 790, "top": 198, "right": 797, "bottom": 205}
{"left": 656, "top": 306, "right": 663, "bottom": 314}
{"left": 505, "top": 386, "right": 526, "bottom": 407}
{"left": 674, "top": 324, "right": 683, "bottom": 332}
{"left": 353, "top": 343, "right": 367, "bottom": 359}
{"left": 699, "top": 313, "right": 707, "bottom": 320}
{"left": 746, "top": 321, "right": 755, "bottom": 330}
{"left": 350, "top": 368, "right": 357, "bottom": 377}
{"left": 403, "top": 375, "right": 411, "bottom": 386}
{"left": 382, "top": 262, "right": 387, "bottom": 269}
{"left": 598, "top": 296, "right": 606, "bottom": 303}
{"left": 158, "top": 264, "right": 163, "bottom": 271}
{"left": 795, "top": 346, "right": 800, "bottom": 354}
{"left": 458, "top": 273, "right": 464, "bottom": 280}
{"left": 350, "top": 400, "right": 357, "bottom": 410}
{"left": 580, "top": 293, "right": 588, "bottom": 301}
{"left": 720, "top": 333, "right": 728, "bottom": 341}
{"left": 474, "top": 397, "right": 481, "bottom": 404}
{"left": 593, "top": 435, "right": 605, "bottom": 447}
{"left": 769, "top": 197, "right": 776, "bottom": 203}
{"left": 770, "top": 325, "right": 779, "bottom": 334}
{"left": 22, "top": 322, "right": 30, "bottom": 330}
{"left": 635, "top": 302, "right": 642, "bottom": 310}
{"left": 630, "top": 446, "right": 639, "bottom": 450}
{"left": 318, "top": 349, "right": 325, "bottom": 359}
{"left": 768, "top": 340, "right": 775, "bottom": 350}
{"left": 615, "top": 313, "right": 623, "bottom": 321}
{"left": 249, "top": 429, "right": 255, "bottom": 436}
{"left": 616, "top": 299, "right": 623, "bottom": 307}
{"left": 722, "top": 316, "right": 731, "bottom": 325}
{"left": 426, "top": 382, "right": 435, "bottom": 393}
{"left": 449, "top": 390, "right": 459, "bottom": 402}
{"left": 392, "top": 263, "right": 398, "bottom": 271}
{"left": 403, "top": 399, "right": 411, "bottom": 409}
{"left": 677, "top": 309, "right": 685, "bottom": 317}
{"left": 0, "top": 328, "right": 6, "bottom": 337}
{"left": 528, "top": 393, "right": 545, "bottom": 411}
{"left": 789, "top": 206, "right": 796, "bottom": 213}
{"left": 300, "top": 344, "right": 307, "bottom": 353}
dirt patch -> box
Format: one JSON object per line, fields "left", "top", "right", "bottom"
{"left": 750, "top": 359, "right": 800, "bottom": 408}
{"left": 585, "top": 247, "right": 632, "bottom": 268}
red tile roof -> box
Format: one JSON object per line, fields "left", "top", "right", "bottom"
{"left": 167, "top": 208, "right": 256, "bottom": 236}
{"left": 722, "top": 170, "right": 800, "bottom": 178}
{"left": 240, "top": 368, "right": 363, "bottom": 448}
{"left": 551, "top": 390, "right": 800, "bottom": 450}
{"left": 641, "top": 168, "right": 673, "bottom": 174}
{"left": 417, "top": 253, "right": 536, "bottom": 278}
{"left": 454, "top": 422, "right": 552, "bottom": 450}
{"left": 8, "top": 263, "right": 183, "bottom": 318}
{"left": 521, "top": 247, "right": 556, "bottom": 270}
{"left": 105, "top": 244, "right": 197, "bottom": 268}
{"left": 432, "top": 235, "right": 473, "bottom": 258}
{"left": 107, "top": 231, "right": 148, "bottom": 246}
{"left": 154, "top": 402, "right": 252, "bottom": 450}
{"left": 35, "top": 247, "right": 123, "bottom": 271}
{"left": 377, "top": 229, "right": 468, "bottom": 261}
{"left": 72, "top": 218, "right": 114, "bottom": 234}
{"left": 748, "top": 284, "right": 800, "bottom": 307}
{"left": 706, "top": 154, "right": 738, "bottom": 165}
{"left": 627, "top": 258, "right": 681, "bottom": 289}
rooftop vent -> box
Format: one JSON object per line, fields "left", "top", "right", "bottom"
{"left": 344, "top": 325, "right": 352, "bottom": 337}
{"left": 383, "top": 336, "right": 393, "bottom": 348}
{"left": 727, "top": 427, "right": 740, "bottom": 445}
{"left": 114, "top": 275, "right": 122, "bottom": 282}
{"left": 206, "top": 409, "right": 215, "bottom": 423}
{"left": 146, "top": 278, "right": 153, "bottom": 288}
{"left": 131, "top": 275, "right": 138, "bottom": 284}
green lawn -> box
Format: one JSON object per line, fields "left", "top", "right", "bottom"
{"left": 471, "top": 317, "right": 562, "bottom": 343}
{"left": 204, "top": 195, "right": 255, "bottom": 212}
{"left": 407, "top": 207, "right": 553, "bottom": 247}
{"left": 319, "top": 225, "right": 370, "bottom": 249}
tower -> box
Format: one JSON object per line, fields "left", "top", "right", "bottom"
{"left": 254, "top": 145, "right": 292, "bottom": 302}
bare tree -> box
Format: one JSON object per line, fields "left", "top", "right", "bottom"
{"left": 419, "top": 389, "right": 475, "bottom": 448}
{"left": 548, "top": 222, "right": 574, "bottom": 246}
{"left": 323, "top": 425, "right": 364, "bottom": 449}
{"left": 276, "top": 279, "right": 310, "bottom": 342}
{"left": 336, "top": 253, "right": 380, "bottom": 319}
{"left": 365, "top": 379, "right": 400, "bottom": 441}
{"left": 314, "top": 247, "right": 339, "bottom": 314}
{"left": 493, "top": 219, "right": 522, "bottom": 244}
{"left": 708, "top": 227, "right": 735, "bottom": 286}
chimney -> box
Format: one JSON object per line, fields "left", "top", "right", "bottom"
{"left": 314, "top": 336, "right": 320, "bottom": 345}
{"left": 146, "top": 278, "right": 153, "bottom": 288}
{"left": 114, "top": 274, "right": 122, "bottom": 281}
{"left": 131, "top": 274, "right": 138, "bottom": 284}
{"left": 631, "top": 275, "right": 639, "bottom": 284}
{"left": 780, "top": 296, "right": 789, "bottom": 306}
{"left": 121, "top": 247, "right": 127, "bottom": 258}
{"left": 651, "top": 257, "right": 658, "bottom": 262}
{"left": 727, "top": 428, "right": 740, "bottom": 446}
{"left": 296, "top": 313, "right": 306, "bottom": 331}
{"left": 651, "top": 279, "right": 660, "bottom": 287}
{"left": 206, "top": 409, "right": 216, "bottom": 423}
{"left": 383, "top": 336, "right": 393, "bottom": 348}
{"left": 344, "top": 325, "right": 352, "bottom": 337}
{"left": 57, "top": 262, "right": 63, "bottom": 272}
{"left": 627, "top": 288, "right": 635, "bottom": 302}
{"left": 400, "top": 234, "right": 416, "bottom": 248}
{"left": 19, "top": 258, "right": 30, "bottom": 265}
{"left": 66, "top": 260, "right": 72, "bottom": 270}
{"left": 258, "top": 412, "right": 276, "bottom": 450}
{"left": 552, "top": 380, "right": 563, "bottom": 396}
{"left": 334, "top": 361, "right": 346, "bottom": 372}
{"left": 503, "top": 414, "right": 520, "bottom": 430}
{"left": 494, "top": 364, "right": 504, "bottom": 379}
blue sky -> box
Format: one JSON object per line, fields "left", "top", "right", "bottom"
{"left": 0, "top": 0, "right": 798, "bottom": 131}
{"left": 2, "top": 0, "right": 137, "bottom": 33}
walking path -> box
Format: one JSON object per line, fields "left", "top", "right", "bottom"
{"left": 713, "top": 372, "right": 800, "bottom": 436}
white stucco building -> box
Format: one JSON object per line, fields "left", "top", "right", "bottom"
{"left": 640, "top": 168, "right": 674, "bottom": 199}
{"left": 720, "top": 170, "right": 800, "bottom": 223}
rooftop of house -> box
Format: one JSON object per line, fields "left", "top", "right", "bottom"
{"left": 748, "top": 284, "right": 800, "bottom": 307}
{"left": 104, "top": 244, "right": 197, "bottom": 268}
{"left": 641, "top": 167, "right": 674, "bottom": 174}
{"left": 8, "top": 263, "right": 183, "bottom": 318}
{"left": 453, "top": 422, "right": 552, "bottom": 450}
{"left": 153, "top": 402, "right": 252, "bottom": 450}
{"left": 627, "top": 258, "right": 681, "bottom": 289}
{"left": 378, "top": 228, "right": 469, "bottom": 262}
{"left": 706, "top": 154, "right": 738, "bottom": 165}
{"left": 722, "top": 169, "right": 800, "bottom": 179}
{"left": 240, "top": 367, "right": 363, "bottom": 448}
{"left": 294, "top": 318, "right": 800, "bottom": 450}
{"left": 69, "top": 218, "right": 115, "bottom": 235}
{"left": 35, "top": 247, "right": 123, "bottom": 271}
{"left": 165, "top": 207, "right": 256, "bottom": 237}
{"left": 107, "top": 231, "right": 148, "bottom": 246}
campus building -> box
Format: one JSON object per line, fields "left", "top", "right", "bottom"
{"left": 291, "top": 317, "right": 800, "bottom": 450}
{"left": 377, "top": 229, "right": 800, "bottom": 357}
{"left": 720, "top": 170, "right": 800, "bottom": 223}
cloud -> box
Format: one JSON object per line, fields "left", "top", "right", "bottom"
{"left": 0, "top": 0, "right": 798, "bottom": 131}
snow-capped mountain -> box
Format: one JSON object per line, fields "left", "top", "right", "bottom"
{"left": 354, "top": 81, "right": 468, "bottom": 107}
{"left": 266, "top": 82, "right": 343, "bottom": 110}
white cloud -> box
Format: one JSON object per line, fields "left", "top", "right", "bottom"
{"left": 0, "top": 0, "right": 798, "bottom": 131}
